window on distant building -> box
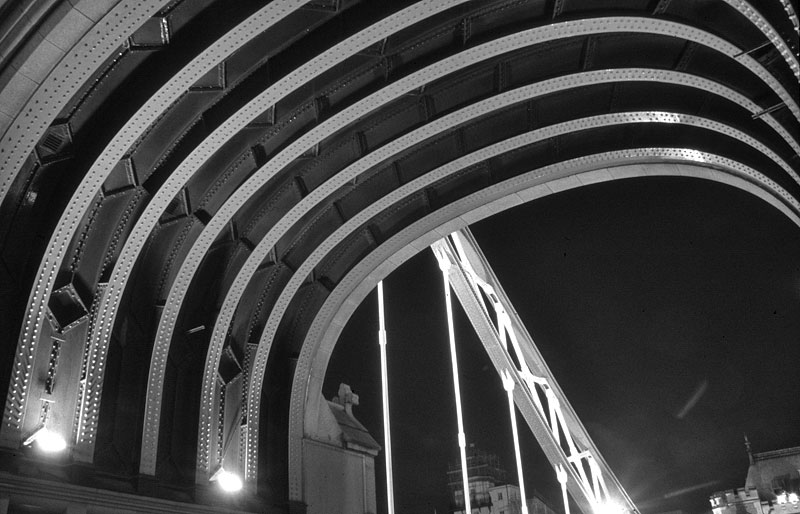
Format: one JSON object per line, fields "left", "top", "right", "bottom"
{"left": 773, "top": 475, "right": 791, "bottom": 493}
{"left": 498, "top": 492, "right": 503, "bottom": 500}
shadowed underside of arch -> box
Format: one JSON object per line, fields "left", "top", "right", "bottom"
{"left": 0, "top": 0, "right": 797, "bottom": 512}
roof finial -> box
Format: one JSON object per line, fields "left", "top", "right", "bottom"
{"left": 744, "top": 433, "right": 753, "bottom": 464}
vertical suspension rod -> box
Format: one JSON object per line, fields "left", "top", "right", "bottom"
{"left": 502, "top": 370, "right": 529, "bottom": 514}
{"left": 557, "top": 464, "right": 571, "bottom": 514}
{"left": 377, "top": 281, "right": 395, "bottom": 514}
{"left": 439, "top": 260, "right": 472, "bottom": 514}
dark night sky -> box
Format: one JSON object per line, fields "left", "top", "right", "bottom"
{"left": 324, "top": 175, "right": 800, "bottom": 514}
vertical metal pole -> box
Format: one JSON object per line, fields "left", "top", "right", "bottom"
{"left": 377, "top": 281, "right": 395, "bottom": 514}
{"left": 501, "top": 370, "right": 529, "bottom": 514}
{"left": 557, "top": 464, "right": 571, "bottom": 514}
{"left": 439, "top": 260, "right": 472, "bottom": 514}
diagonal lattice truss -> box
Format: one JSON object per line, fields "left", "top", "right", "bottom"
{"left": 432, "top": 228, "right": 636, "bottom": 514}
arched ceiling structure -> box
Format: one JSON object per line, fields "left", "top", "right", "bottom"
{"left": 0, "top": 0, "right": 798, "bottom": 511}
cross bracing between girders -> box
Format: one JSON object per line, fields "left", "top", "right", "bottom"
{"left": 431, "top": 228, "right": 638, "bottom": 514}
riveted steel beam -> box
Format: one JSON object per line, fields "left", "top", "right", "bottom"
{"left": 0, "top": 0, "right": 169, "bottom": 205}
{"left": 246, "top": 136, "right": 798, "bottom": 483}
{"left": 4, "top": 0, "right": 799, "bottom": 479}
{"left": 119, "top": 15, "right": 800, "bottom": 478}
{"left": 0, "top": 0, "right": 314, "bottom": 453}
{"left": 134, "top": 0, "right": 470, "bottom": 475}
{"left": 286, "top": 153, "right": 800, "bottom": 501}
{"left": 722, "top": 0, "right": 799, "bottom": 81}
{"left": 187, "top": 67, "right": 800, "bottom": 481}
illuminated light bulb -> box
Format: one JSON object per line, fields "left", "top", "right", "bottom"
{"left": 789, "top": 493, "right": 799, "bottom": 504}
{"left": 777, "top": 493, "right": 788, "bottom": 504}
{"left": 36, "top": 428, "right": 67, "bottom": 453}
{"left": 215, "top": 469, "right": 243, "bottom": 493}
{"left": 23, "top": 426, "right": 67, "bottom": 453}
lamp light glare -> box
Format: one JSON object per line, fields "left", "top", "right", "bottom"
{"left": 789, "top": 493, "right": 799, "bottom": 504}
{"left": 37, "top": 428, "right": 67, "bottom": 453}
{"left": 777, "top": 493, "right": 788, "bottom": 504}
{"left": 24, "top": 426, "right": 67, "bottom": 453}
{"left": 216, "top": 470, "right": 243, "bottom": 492}
{"left": 595, "top": 501, "right": 627, "bottom": 514}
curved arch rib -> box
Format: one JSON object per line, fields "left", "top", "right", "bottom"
{"left": 7, "top": 8, "right": 797, "bottom": 469}
{"left": 245, "top": 132, "right": 799, "bottom": 483}
{"left": 724, "top": 0, "right": 799, "bottom": 81}
{"left": 187, "top": 68, "right": 799, "bottom": 478}
{"left": 286, "top": 154, "right": 800, "bottom": 500}
{"left": 0, "top": 0, "right": 313, "bottom": 452}
{"left": 133, "top": 0, "right": 470, "bottom": 474}
{"left": 124, "top": 15, "right": 800, "bottom": 478}
{"left": 0, "top": 0, "right": 169, "bottom": 206}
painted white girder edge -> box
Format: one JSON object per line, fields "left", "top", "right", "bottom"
{"left": 725, "top": 0, "right": 799, "bottom": 81}
{"left": 0, "top": 0, "right": 117, "bottom": 129}
{"left": 0, "top": 0, "right": 309, "bottom": 205}
{"left": 0, "top": 0, "right": 794, "bottom": 213}
{"left": 247, "top": 140, "right": 798, "bottom": 482}
{"left": 778, "top": 0, "right": 799, "bottom": 36}
{"left": 6, "top": 2, "right": 800, "bottom": 447}
{"left": 286, "top": 152, "right": 800, "bottom": 501}
{"left": 0, "top": 0, "right": 315, "bottom": 448}
{"left": 188, "top": 67, "right": 799, "bottom": 479}
{"left": 0, "top": 0, "right": 168, "bottom": 203}
{"left": 9, "top": 13, "right": 796, "bottom": 452}
{"left": 131, "top": 0, "right": 469, "bottom": 475}
{"left": 0, "top": 0, "right": 800, "bottom": 210}
{"left": 127, "top": 15, "right": 800, "bottom": 475}
{"left": 0, "top": 0, "right": 170, "bottom": 445}
{"left": 4, "top": 8, "right": 792, "bottom": 462}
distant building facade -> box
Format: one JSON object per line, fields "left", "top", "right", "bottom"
{"left": 447, "top": 445, "right": 559, "bottom": 514}
{"left": 709, "top": 442, "right": 800, "bottom": 514}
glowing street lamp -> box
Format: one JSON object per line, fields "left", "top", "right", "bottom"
{"left": 210, "top": 466, "right": 243, "bottom": 493}
{"left": 23, "top": 426, "right": 67, "bottom": 453}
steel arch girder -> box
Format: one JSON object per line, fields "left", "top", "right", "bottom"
{"left": 133, "top": 0, "right": 472, "bottom": 475}
{"left": 123, "top": 15, "right": 800, "bottom": 476}
{"left": 285, "top": 154, "right": 800, "bottom": 502}
{"left": 0, "top": 0, "right": 794, "bottom": 213}
{"left": 210, "top": 109, "right": 798, "bottom": 482}
{"left": 0, "top": 0, "right": 316, "bottom": 453}
{"left": 185, "top": 66, "right": 800, "bottom": 481}
{"left": 0, "top": 0, "right": 169, "bottom": 205}
{"left": 246, "top": 143, "right": 799, "bottom": 485}
{"left": 6, "top": 7, "right": 800, "bottom": 472}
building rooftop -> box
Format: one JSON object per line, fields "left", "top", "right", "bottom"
{"left": 328, "top": 384, "right": 381, "bottom": 455}
{"left": 745, "top": 445, "right": 800, "bottom": 500}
